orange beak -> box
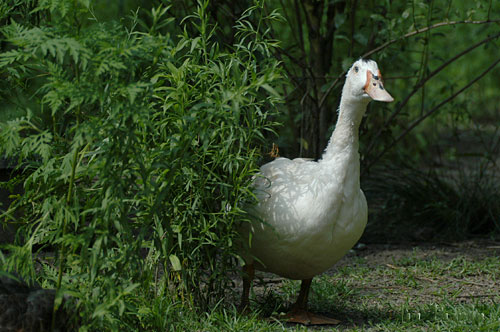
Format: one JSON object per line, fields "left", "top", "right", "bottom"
{"left": 364, "top": 70, "right": 394, "bottom": 102}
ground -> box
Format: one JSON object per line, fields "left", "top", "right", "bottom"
{"left": 243, "top": 238, "right": 500, "bottom": 331}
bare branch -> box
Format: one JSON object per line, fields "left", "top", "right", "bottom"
{"left": 318, "top": 72, "right": 345, "bottom": 108}
{"left": 361, "top": 19, "right": 500, "bottom": 59}
{"left": 319, "top": 19, "right": 500, "bottom": 109}
{"left": 364, "top": 31, "right": 500, "bottom": 158}
{"left": 363, "top": 56, "right": 500, "bottom": 174}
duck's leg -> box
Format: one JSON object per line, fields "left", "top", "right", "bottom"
{"left": 239, "top": 263, "right": 254, "bottom": 312}
{"left": 287, "top": 278, "right": 340, "bottom": 325}
{"left": 293, "top": 278, "right": 312, "bottom": 310}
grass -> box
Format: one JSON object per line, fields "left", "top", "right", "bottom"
{"left": 362, "top": 163, "right": 500, "bottom": 242}
{"left": 175, "top": 242, "right": 500, "bottom": 331}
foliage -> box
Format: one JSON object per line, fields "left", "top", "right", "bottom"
{"left": 0, "top": 0, "right": 282, "bottom": 329}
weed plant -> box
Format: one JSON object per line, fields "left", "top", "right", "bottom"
{"left": 0, "top": 0, "right": 282, "bottom": 329}
{"left": 363, "top": 161, "right": 500, "bottom": 241}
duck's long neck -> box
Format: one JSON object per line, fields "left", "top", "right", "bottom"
{"left": 321, "top": 96, "right": 369, "bottom": 162}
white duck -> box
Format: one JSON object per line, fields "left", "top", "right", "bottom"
{"left": 240, "top": 59, "right": 393, "bottom": 324}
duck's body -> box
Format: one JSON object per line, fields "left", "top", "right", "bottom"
{"left": 247, "top": 147, "right": 367, "bottom": 280}
{"left": 240, "top": 59, "right": 393, "bottom": 324}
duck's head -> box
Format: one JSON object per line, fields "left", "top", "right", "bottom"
{"left": 344, "top": 59, "right": 393, "bottom": 103}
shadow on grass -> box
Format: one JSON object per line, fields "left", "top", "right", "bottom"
{"left": 252, "top": 281, "right": 396, "bottom": 330}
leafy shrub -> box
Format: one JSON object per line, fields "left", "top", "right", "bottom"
{"left": 0, "top": 0, "right": 281, "bottom": 329}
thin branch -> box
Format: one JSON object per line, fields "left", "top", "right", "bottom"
{"left": 272, "top": 1, "right": 317, "bottom": 100}
{"left": 364, "top": 31, "right": 500, "bottom": 159}
{"left": 349, "top": 0, "right": 358, "bottom": 57}
{"left": 361, "top": 19, "right": 500, "bottom": 59}
{"left": 300, "top": 0, "right": 323, "bottom": 104}
{"left": 275, "top": 44, "right": 307, "bottom": 69}
{"left": 318, "top": 71, "right": 345, "bottom": 108}
{"left": 363, "top": 57, "right": 500, "bottom": 174}
{"left": 278, "top": 0, "right": 302, "bottom": 59}
{"left": 318, "top": 19, "right": 500, "bottom": 109}
{"left": 263, "top": 15, "right": 313, "bottom": 107}
{"left": 293, "top": 0, "right": 307, "bottom": 63}
{"left": 487, "top": 0, "right": 492, "bottom": 21}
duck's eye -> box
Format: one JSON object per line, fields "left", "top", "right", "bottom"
{"left": 354, "top": 66, "right": 359, "bottom": 73}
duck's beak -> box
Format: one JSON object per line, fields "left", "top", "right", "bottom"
{"left": 364, "top": 70, "right": 394, "bottom": 102}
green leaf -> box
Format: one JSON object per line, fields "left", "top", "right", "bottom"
{"left": 169, "top": 254, "right": 182, "bottom": 271}
{"left": 260, "top": 83, "right": 279, "bottom": 97}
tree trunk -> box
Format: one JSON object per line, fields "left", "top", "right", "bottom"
{"left": 300, "top": 0, "right": 344, "bottom": 158}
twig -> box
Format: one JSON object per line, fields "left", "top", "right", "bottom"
{"left": 447, "top": 277, "right": 494, "bottom": 287}
{"left": 457, "top": 294, "right": 499, "bottom": 298}
{"left": 417, "top": 275, "right": 437, "bottom": 283}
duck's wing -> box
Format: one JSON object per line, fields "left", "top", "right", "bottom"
{"left": 251, "top": 157, "right": 324, "bottom": 207}
{"left": 253, "top": 157, "right": 316, "bottom": 190}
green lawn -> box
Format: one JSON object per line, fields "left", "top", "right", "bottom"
{"left": 179, "top": 241, "right": 500, "bottom": 331}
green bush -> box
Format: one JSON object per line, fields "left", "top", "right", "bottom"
{"left": 0, "top": 0, "right": 282, "bottom": 329}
